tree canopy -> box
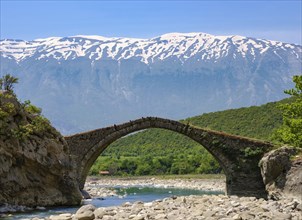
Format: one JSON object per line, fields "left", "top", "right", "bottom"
{"left": 0, "top": 74, "right": 19, "bottom": 92}
{"left": 274, "top": 75, "right": 302, "bottom": 148}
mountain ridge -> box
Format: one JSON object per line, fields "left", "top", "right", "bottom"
{"left": 0, "top": 32, "right": 301, "bottom": 134}
{"left": 1, "top": 32, "right": 301, "bottom": 64}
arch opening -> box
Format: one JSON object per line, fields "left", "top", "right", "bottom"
{"left": 89, "top": 128, "right": 225, "bottom": 178}
{"left": 78, "top": 120, "right": 234, "bottom": 191}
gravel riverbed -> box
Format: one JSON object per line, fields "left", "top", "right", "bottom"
{"left": 84, "top": 177, "right": 225, "bottom": 198}
{"left": 46, "top": 194, "right": 302, "bottom": 220}
{"left": 3, "top": 177, "right": 302, "bottom": 220}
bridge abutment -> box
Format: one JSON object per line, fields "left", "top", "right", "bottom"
{"left": 226, "top": 171, "right": 267, "bottom": 198}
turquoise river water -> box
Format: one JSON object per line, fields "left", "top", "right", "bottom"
{"left": 3, "top": 186, "right": 223, "bottom": 219}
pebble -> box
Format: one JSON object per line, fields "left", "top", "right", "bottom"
{"left": 47, "top": 195, "right": 301, "bottom": 220}
{"left": 74, "top": 204, "right": 95, "bottom": 220}
{"left": 94, "top": 207, "right": 106, "bottom": 219}
{"left": 83, "top": 186, "right": 117, "bottom": 198}
{"left": 49, "top": 214, "right": 72, "bottom": 220}
{"left": 0, "top": 203, "right": 33, "bottom": 213}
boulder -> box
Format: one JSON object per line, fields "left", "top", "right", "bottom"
{"left": 259, "top": 146, "right": 302, "bottom": 201}
{"left": 74, "top": 204, "right": 95, "bottom": 220}
{"left": 94, "top": 207, "right": 106, "bottom": 219}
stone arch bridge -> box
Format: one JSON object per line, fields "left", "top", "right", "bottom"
{"left": 65, "top": 117, "right": 274, "bottom": 198}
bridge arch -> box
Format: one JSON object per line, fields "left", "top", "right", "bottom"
{"left": 65, "top": 117, "right": 273, "bottom": 198}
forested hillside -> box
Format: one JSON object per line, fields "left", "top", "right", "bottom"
{"left": 90, "top": 98, "right": 291, "bottom": 176}
{"left": 184, "top": 99, "right": 287, "bottom": 140}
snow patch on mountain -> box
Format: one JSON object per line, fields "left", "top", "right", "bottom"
{"left": 1, "top": 32, "right": 300, "bottom": 64}
{"left": 0, "top": 32, "right": 301, "bottom": 134}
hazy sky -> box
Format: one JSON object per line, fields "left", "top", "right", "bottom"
{"left": 1, "top": 1, "right": 301, "bottom": 44}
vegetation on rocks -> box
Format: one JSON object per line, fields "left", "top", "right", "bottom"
{"left": 13, "top": 100, "right": 53, "bottom": 139}
{"left": 0, "top": 74, "right": 53, "bottom": 140}
{"left": 0, "top": 74, "right": 82, "bottom": 207}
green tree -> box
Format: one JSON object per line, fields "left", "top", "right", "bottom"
{"left": 120, "top": 158, "right": 138, "bottom": 175}
{"left": 135, "top": 163, "right": 152, "bottom": 175}
{"left": 0, "top": 78, "right": 3, "bottom": 90}
{"left": 274, "top": 75, "right": 302, "bottom": 148}
{"left": 1, "top": 74, "right": 19, "bottom": 92}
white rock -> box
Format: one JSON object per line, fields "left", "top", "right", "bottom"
{"left": 232, "top": 214, "right": 242, "bottom": 220}
{"left": 74, "top": 204, "right": 95, "bottom": 220}
{"left": 144, "top": 202, "right": 153, "bottom": 207}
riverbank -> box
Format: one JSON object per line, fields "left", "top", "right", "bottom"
{"left": 79, "top": 176, "right": 300, "bottom": 220}
{"left": 2, "top": 176, "right": 302, "bottom": 219}
{"left": 84, "top": 175, "right": 225, "bottom": 198}
{"left": 47, "top": 195, "right": 302, "bottom": 220}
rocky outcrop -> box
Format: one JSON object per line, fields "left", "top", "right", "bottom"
{"left": 0, "top": 91, "right": 82, "bottom": 207}
{"left": 259, "top": 146, "right": 302, "bottom": 202}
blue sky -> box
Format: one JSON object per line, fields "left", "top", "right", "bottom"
{"left": 1, "top": 1, "right": 301, "bottom": 44}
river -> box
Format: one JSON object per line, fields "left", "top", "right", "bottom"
{"left": 3, "top": 186, "right": 223, "bottom": 219}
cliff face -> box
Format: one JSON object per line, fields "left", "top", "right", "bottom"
{"left": 0, "top": 91, "right": 82, "bottom": 207}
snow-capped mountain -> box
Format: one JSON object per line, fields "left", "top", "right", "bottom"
{"left": 1, "top": 32, "right": 301, "bottom": 134}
